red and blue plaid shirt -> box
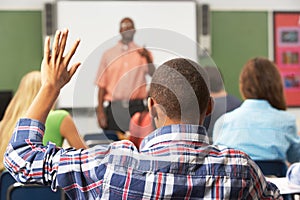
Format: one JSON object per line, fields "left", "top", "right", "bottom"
{"left": 4, "top": 118, "right": 282, "bottom": 199}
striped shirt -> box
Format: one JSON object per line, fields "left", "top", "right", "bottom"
{"left": 4, "top": 118, "right": 282, "bottom": 199}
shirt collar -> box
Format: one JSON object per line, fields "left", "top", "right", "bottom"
{"left": 241, "top": 99, "right": 271, "bottom": 109}
{"left": 118, "top": 41, "right": 136, "bottom": 49}
{"left": 140, "top": 124, "right": 209, "bottom": 150}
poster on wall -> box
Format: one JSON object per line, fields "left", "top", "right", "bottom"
{"left": 274, "top": 12, "right": 300, "bottom": 106}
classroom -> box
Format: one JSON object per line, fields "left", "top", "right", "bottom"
{"left": 1, "top": 0, "right": 300, "bottom": 199}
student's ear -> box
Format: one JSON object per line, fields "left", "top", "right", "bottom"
{"left": 148, "top": 97, "right": 157, "bottom": 118}
{"left": 206, "top": 97, "right": 214, "bottom": 116}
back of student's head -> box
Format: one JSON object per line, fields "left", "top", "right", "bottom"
{"left": 204, "top": 66, "right": 224, "bottom": 93}
{"left": 0, "top": 70, "right": 41, "bottom": 171}
{"left": 149, "top": 58, "right": 209, "bottom": 123}
{"left": 240, "top": 57, "right": 286, "bottom": 110}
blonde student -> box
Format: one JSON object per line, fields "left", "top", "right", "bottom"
{"left": 0, "top": 70, "right": 87, "bottom": 172}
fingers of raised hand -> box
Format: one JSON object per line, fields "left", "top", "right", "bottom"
{"left": 51, "top": 30, "right": 62, "bottom": 64}
{"left": 64, "top": 38, "right": 80, "bottom": 67}
{"left": 68, "top": 62, "right": 81, "bottom": 79}
{"left": 50, "top": 29, "right": 81, "bottom": 74}
{"left": 43, "top": 36, "right": 51, "bottom": 64}
{"left": 42, "top": 29, "right": 81, "bottom": 88}
{"left": 56, "top": 29, "right": 69, "bottom": 65}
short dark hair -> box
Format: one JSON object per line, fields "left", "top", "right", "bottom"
{"left": 149, "top": 58, "right": 210, "bottom": 122}
{"left": 120, "top": 17, "right": 135, "bottom": 29}
{"left": 204, "top": 66, "right": 224, "bottom": 93}
{"left": 240, "top": 57, "right": 286, "bottom": 110}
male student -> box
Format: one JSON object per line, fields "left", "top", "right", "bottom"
{"left": 4, "top": 29, "right": 282, "bottom": 199}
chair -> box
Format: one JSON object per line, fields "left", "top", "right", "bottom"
{"left": 0, "top": 171, "right": 16, "bottom": 200}
{"left": 255, "top": 160, "right": 292, "bottom": 199}
{"left": 0, "top": 91, "right": 13, "bottom": 121}
{"left": 254, "top": 160, "right": 287, "bottom": 177}
{"left": 7, "top": 182, "right": 65, "bottom": 200}
{"left": 83, "top": 131, "right": 118, "bottom": 148}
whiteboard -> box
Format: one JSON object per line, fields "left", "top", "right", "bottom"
{"left": 56, "top": 0, "right": 198, "bottom": 108}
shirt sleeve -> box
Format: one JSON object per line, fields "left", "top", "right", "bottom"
{"left": 43, "top": 110, "right": 69, "bottom": 146}
{"left": 246, "top": 159, "right": 283, "bottom": 199}
{"left": 4, "top": 118, "right": 61, "bottom": 189}
{"left": 212, "top": 114, "right": 225, "bottom": 143}
{"left": 285, "top": 119, "right": 300, "bottom": 163}
{"left": 286, "top": 162, "right": 300, "bottom": 185}
{"left": 96, "top": 52, "right": 108, "bottom": 88}
{"left": 3, "top": 118, "right": 111, "bottom": 196}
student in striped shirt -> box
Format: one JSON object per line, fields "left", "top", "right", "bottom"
{"left": 4, "top": 29, "right": 282, "bottom": 199}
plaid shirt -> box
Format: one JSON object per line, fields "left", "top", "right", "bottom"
{"left": 4, "top": 118, "right": 282, "bottom": 200}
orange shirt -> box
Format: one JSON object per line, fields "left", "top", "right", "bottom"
{"left": 96, "top": 41, "right": 152, "bottom": 101}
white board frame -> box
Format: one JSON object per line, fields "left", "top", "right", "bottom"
{"left": 55, "top": 0, "right": 198, "bottom": 108}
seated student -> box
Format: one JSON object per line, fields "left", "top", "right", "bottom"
{"left": 213, "top": 57, "right": 300, "bottom": 164}
{"left": 127, "top": 106, "right": 154, "bottom": 148}
{"left": 286, "top": 162, "right": 300, "bottom": 185}
{"left": 0, "top": 70, "right": 87, "bottom": 172}
{"left": 44, "top": 109, "right": 87, "bottom": 148}
{"left": 4, "top": 30, "right": 281, "bottom": 199}
{"left": 203, "top": 66, "right": 241, "bottom": 143}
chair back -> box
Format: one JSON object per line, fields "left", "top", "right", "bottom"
{"left": 255, "top": 160, "right": 287, "bottom": 177}
{"left": 0, "top": 171, "right": 16, "bottom": 200}
{"left": 83, "top": 132, "right": 116, "bottom": 147}
{"left": 7, "top": 183, "right": 65, "bottom": 200}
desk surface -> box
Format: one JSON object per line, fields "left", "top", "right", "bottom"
{"left": 266, "top": 177, "right": 300, "bottom": 195}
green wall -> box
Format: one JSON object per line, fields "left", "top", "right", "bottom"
{"left": 0, "top": 11, "right": 43, "bottom": 93}
{"left": 210, "top": 11, "right": 269, "bottom": 99}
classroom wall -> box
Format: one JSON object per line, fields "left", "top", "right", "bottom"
{"left": 0, "top": 11, "right": 43, "bottom": 93}
{"left": 210, "top": 11, "right": 269, "bottom": 99}
{"left": 1, "top": 0, "right": 300, "bottom": 134}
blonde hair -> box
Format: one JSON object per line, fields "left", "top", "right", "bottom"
{"left": 0, "top": 71, "right": 41, "bottom": 171}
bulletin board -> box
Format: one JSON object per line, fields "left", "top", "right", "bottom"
{"left": 274, "top": 12, "right": 300, "bottom": 106}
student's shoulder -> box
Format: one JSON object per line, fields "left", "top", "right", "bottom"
{"left": 215, "top": 107, "right": 241, "bottom": 123}
{"left": 210, "top": 144, "right": 251, "bottom": 159}
{"left": 49, "top": 109, "right": 69, "bottom": 116}
{"left": 208, "top": 145, "right": 256, "bottom": 169}
{"left": 277, "top": 109, "right": 296, "bottom": 118}
{"left": 110, "top": 139, "right": 138, "bottom": 151}
{"left": 206, "top": 145, "right": 256, "bottom": 177}
{"left": 270, "top": 108, "right": 296, "bottom": 124}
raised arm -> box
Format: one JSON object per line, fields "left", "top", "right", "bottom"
{"left": 26, "top": 29, "right": 80, "bottom": 122}
{"left": 4, "top": 30, "right": 117, "bottom": 199}
{"left": 4, "top": 29, "right": 81, "bottom": 185}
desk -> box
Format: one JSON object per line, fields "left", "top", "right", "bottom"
{"left": 266, "top": 177, "right": 300, "bottom": 195}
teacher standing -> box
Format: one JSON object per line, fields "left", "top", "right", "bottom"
{"left": 96, "top": 17, "right": 155, "bottom": 134}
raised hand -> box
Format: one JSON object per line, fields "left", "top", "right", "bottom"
{"left": 25, "top": 29, "right": 81, "bottom": 123}
{"left": 41, "top": 29, "right": 81, "bottom": 91}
